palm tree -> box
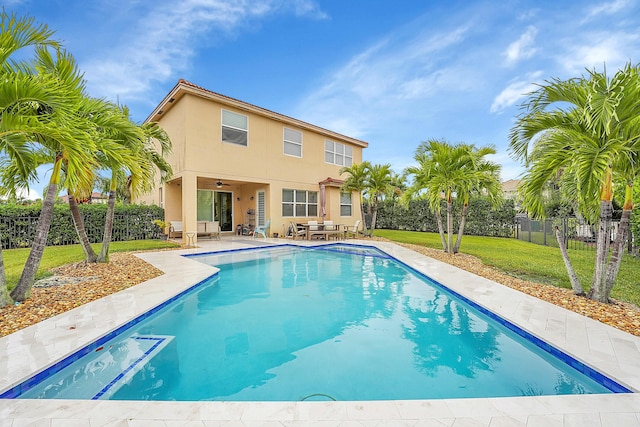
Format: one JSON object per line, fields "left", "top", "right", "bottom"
{"left": 404, "top": 140, "right": 503, "bottom": 254}
{"left": 340, "top": 161, "right": 371, "bottom": 236}
{"left": 0, "top": 11, "right": 67, "bottom": 306}
{"left": 383, "top": 170, "right": 407, "bottom": 229}
{"left": 404, "top": 140, "right": 466, "bottom": 253}
{"left": 365, "top": 163, "right": 394, "bottom": 237}
{"left": 97, "top": 113, "right": 173, "bottom": 263}
{"left": 453, "top": 145, "right": 503, "bottom": 253}
{"left": 10, "top": 49, "right": 97, "bottom": 302}
{"left": 509, "top": 64, "right": 640, "bottom": 302}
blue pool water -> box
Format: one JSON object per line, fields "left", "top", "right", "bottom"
{"left": 8, "top": 244, "right": 625, "bottom": 401}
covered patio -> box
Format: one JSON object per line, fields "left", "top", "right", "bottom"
{"left": 163, "top": 175, "right": 268, "bottom": 245}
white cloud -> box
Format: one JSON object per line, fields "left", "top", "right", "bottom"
{"left": 557, "top": 32, "right": 639, "bottom": 74}
{"left": 487, "top": 152, "right": 524, "bottom": 181}
{"left": 582, "top": 0, "right": 630, "bottom": 23}
{"left": 297, "top": 24, "right": 472, "bottom": 136}
{"left": 516, "top": 9, "right": 539, "bottom": 21}
{"left": 289, "top": 0, "right": 329, "bottom": 19}
{"left": 490, "top": 71, "right": 543, "bottom": 113}
{"left": 504, "top": 26, "right": 538, "bottom": 65}
{"left": 82, "top": 0, "right": 328, "bottom": 102}
{"left": 1, "top": 187, "right": 42, "bottom": 201}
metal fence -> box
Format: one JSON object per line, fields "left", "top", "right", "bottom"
{"left": 515, "top": 216, "right": 632, "bottom": 252}
{"left": 0, "top": 214, "right": 161, "bottom": 249}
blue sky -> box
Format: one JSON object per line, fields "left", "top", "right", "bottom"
{"left": 7, "top": 0, "right": 640, "bottom": 199}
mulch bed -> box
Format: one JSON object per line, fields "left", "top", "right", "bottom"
{"left": 1, "top": 241, "right": 639, "bottom": 338}
{"left": 0, "top": 252, "right": 165, "bottom": 337}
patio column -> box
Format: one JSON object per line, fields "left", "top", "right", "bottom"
{"left": 182, "top": 171, "right": 198, "bottom": 246}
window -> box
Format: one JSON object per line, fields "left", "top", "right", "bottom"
{"left": 197, "top": 190, "right": 214, "bottom": 221}
{"left": 340, "top": 192, "right": 352, "bottom": 216}
{"left": 283, "top": 128, "right": 302, "bottom": 157}
{"left": 256, "top": 190, "right": 266, "bottom": 226}
{"left": 282, "top": 189, "right": 318, "bottom": 217}
{"left": 324, "top": 140, "right": 353, "bottom": 166}
{"left": 222, "top": 109, "right": 248, "bottom": 146}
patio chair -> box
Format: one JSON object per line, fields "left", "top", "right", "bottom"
{"left": 169, "top": 221, "right": 183, "bottom": 239}
{"left": 323, "top": 220, "right": 339, "bottom": 240}
{"left": 344, "top": 220, "right": 362, "bottom": 239}
{"left": 307, "top": 220, "right": 323, "bottom": 240}
{"left": 208, "top": 221, "right": 221, "bottom": 240}
{"left": 287, "top": 222, "right": 307, "bottom": 240}
{"left": 253, "top": 218, "right": 271, "bottom": 239}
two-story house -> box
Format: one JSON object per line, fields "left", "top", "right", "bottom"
{"left": 138, "top": 79, "right": 368, "bottom": 243}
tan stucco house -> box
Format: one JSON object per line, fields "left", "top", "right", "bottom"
{"left": 138, "top": 79, "right": 368, "bottom": 243}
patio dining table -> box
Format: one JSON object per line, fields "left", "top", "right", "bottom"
{"left": 299, "top": 222, "right": 345, "bottom": 240}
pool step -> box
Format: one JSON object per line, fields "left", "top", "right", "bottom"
{"left": 20, "top": 335, "right": 175, "bottom": 400}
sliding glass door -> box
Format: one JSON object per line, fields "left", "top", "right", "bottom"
{"left": 215, "top": 191, "right": 233, "bottom": 231}
{"left": 197, "top": 190, "right": 234, "bottom": 232}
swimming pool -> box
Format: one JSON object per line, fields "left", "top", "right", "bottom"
{"left": 3, "top": 243, "right": 628, "bottom": 401}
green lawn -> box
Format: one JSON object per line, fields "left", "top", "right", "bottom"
{"left": 3, "top": 240, "right": 180, "bottom": 291}
{"left": 375, "top": 229, "right": 640, "bottom": 307}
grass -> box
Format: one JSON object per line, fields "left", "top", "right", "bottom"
{"left": 3, "top": 240, "right": 180, "bottom": 291}
{"left": 3, "top": 233, "right": 639, "bottom": 307}
{"left": 375, "top": 229, "right": 640, "bottom": 307}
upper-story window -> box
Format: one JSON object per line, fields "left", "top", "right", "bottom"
{"left": 325, "top": 140, "right": 353, "bottom": 166}
{"left": 222, "top": 109, "right": 248, "bottom": 146}
{"left": 283, "top": 128, "right": 302, "bottom": 157}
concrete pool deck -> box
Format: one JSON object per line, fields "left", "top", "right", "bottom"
{"left": 1, "top": 237, "right": 639, "bottom": 426}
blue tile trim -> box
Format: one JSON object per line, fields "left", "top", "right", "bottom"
{"left": 0, "top": 273, "right": 217, "bottom": 399}
{"left": 309, "top": 243, "right": 391, "bottom": 259}
{"left": 92, "top": 336, "right": 166, "bottom": 400}
{"left": 183, "top": 243, "right": 296, "bottom": 258}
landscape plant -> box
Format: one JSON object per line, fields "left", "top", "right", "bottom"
{"left": 340, "top": 161, "right": 371, "bottom": 236}
{"left": 0, "top": 11, "right": 67, "bottom": 306}
{"left": 364, "top": 163, "right": 395, "bottom": 236}
{"left": 0, "top": 12, "right": 174, "bottom": 305}
{"left": 509, "top": 63, "right": 640, "bottom": 302}
{"left": 403, "top": 139, "right": 503, "bottom": 253}
{"left": 97, "top": 115, "right": 172, "bottom": 263}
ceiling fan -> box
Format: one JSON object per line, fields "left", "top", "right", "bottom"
{"left": 215, "top": 180, "right": 231, "bottom": 188}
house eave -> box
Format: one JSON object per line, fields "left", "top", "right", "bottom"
{"left": 145, "top": 80, "right": 369, "bottom": 149}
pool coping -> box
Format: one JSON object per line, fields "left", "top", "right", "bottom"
{"left": 1, "top": 237, "right": 639, "bottom": 424}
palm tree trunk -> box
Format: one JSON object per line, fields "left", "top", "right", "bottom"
{"left": 0, "top": 248, "right": 12, "bottom": 307}
{"left": 555, "top": 226, "right": 585, "bottom": 295}
{"left": 370, "top": 197, "right": 379, "bottom": 237}
{"left": 68, "top": 192, "right": 97, "bottom": 263}
{"left": 11, "top": 161, "right": 61, "bottom": 301}
{"left": 97, "top": 186, "right": 117, "bottom": 263}
{"left": 435, "top": 209, "right": 447, "bottom": 251}
{"left": 589, "top": 199, "right": 613, "bottom": 302}
{"left": 453, "top": 203, "right": 468, "bottom": 254}
{"left": 359, "top": 194, "right": 368, "bottom": 236}
{"left": 446, "top": 198, "right": 453, "bottom": 254}
{"left": 604, "top": 191, "right": 632, "bottom": 298}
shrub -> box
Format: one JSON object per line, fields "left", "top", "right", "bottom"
{"left": 0, "top": 202, "right": 164, "bottom": 249}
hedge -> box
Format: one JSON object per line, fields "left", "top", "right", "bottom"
{"left": 0, "top": 203, "right": 164, "bottom": 249}
{"left": 370, "top": 197, "right": 516, "bottom": 238}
